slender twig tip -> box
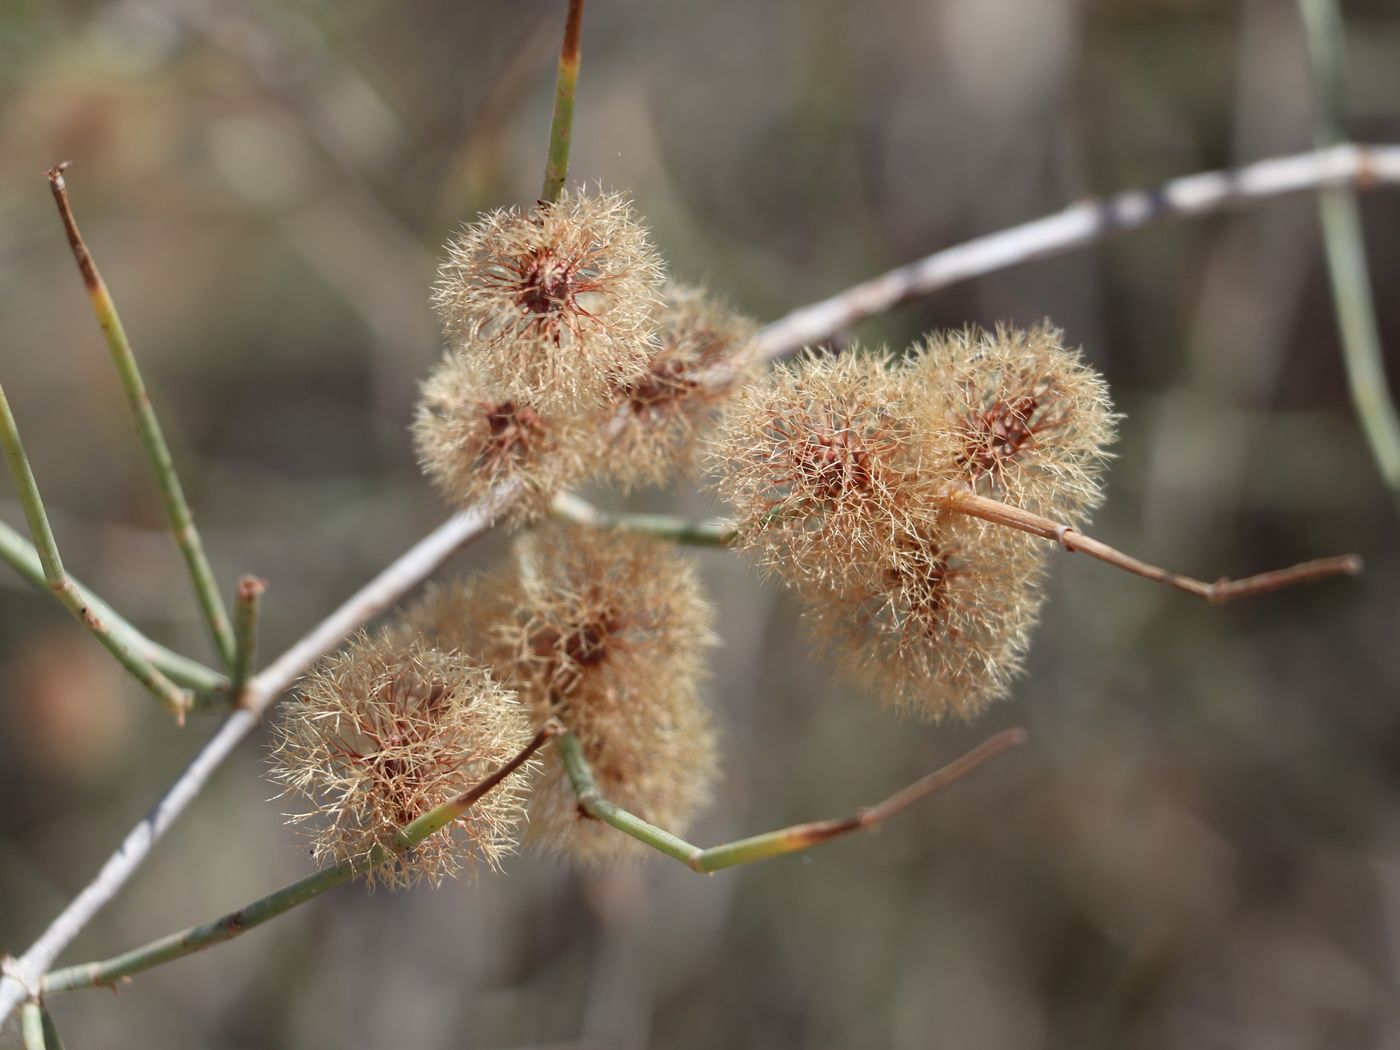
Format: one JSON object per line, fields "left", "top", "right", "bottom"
{"left": 44, "top": 161, "right": 71, "bottom": 188}
{"left": 237, "top": 576, "right": 268, "bottom": 599}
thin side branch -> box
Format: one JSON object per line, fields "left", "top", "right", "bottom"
{"left": 0, "top": 518, "right": 227, "bottom": 696}
{"left": 229, "top": 576, "right": 266, "bottom": 706}
{"left": 1296, "top": 3, "right": 1400, "bottom": 506}
{"left": 0, "top": 383, "right": 192, "bottom": 718}
{"left": 0, "top": 489, "right": 508, "bottom": 1024}
{"left": 550, "top": 492, "right": 737, "bottom": 547}
{"left": 945, "top": 490, "right": 1362, "bottom": 603}
{"left": 557, "top": 728, "right": 1025, "bottom": 873}
{"left": 756, "top": 143, "right": 1400, "bottom": 361}
{"left": 540, "top": 0, "right": 584, "bottom": 203}
{"left": 39, "top": 726, "right": 552, "bottom": 995}
{"left": 46, "top": 163, "right": 237, "bottom": 668}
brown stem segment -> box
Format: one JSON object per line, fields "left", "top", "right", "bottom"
{"left": 944, "top": 490, "right": 1363, "bottom": 603}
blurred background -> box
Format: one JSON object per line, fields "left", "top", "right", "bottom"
{"left": 2, "top": 0, "right": 1399, "bottom": 1047}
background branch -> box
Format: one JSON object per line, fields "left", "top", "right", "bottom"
{"left": 1295, "top": 3, "right": 1400, "bottom": 508}
{"left": 755, "top": 143, "right": 1400, "bottom": 362}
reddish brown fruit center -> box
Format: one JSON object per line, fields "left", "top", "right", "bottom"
{"left": 514, "top": 248, "right": 579, "bottom": 315}
{"left": 792, "top": 425, "right": 875, "bottom": 501}
{"left": 884, "top": 540, "right": 961, "bottom": 637}
{"left": 957, "top": 376, "right": 1070, "bottom": 480}
{"left": 482, "top": 401, "right": 545, "bottom": 462}
{"left": 625, "top": 360, "right": 695, "bottom": 416}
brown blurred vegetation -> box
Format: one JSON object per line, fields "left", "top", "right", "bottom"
{"left": 2, "top": 1, "right": 1399, "bottom": 1047}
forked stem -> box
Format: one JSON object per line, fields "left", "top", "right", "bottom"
{"left": 557, "top": 728, "right": 1025, "bottom": 873}
{"left": 540, "top": 0, "right": 585, "bottom": 202}
{"left": 0, "top": 518, "right": 226, "bottom": 696}
{"left": 46, "top": 163, "right": 237, "bottom": 669}
{"left": 944, "top": 490, "right": 1362, "bottom": 603}
{"left": 39, "top": 726, "right": 554, "bottom": 994}
{"left": 0, "top": 383, "right": 192, "bottom": 719}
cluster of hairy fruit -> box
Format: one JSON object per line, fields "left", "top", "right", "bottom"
{"left": 270, "top": 188, "right": 1116, "bottom": 886}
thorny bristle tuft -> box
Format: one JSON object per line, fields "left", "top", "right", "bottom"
{"left": 601, "top": 283, "right": 760, "bottom": 491}
{"left": 911, "top": 323, "right": 1117, "bottom": 525}
{"left": 404, "top": 525, "right": 720, "bottom": 865}
{"left": 810, "top": 515, "right": 1047, "bottom": 720}
{"left": 432, "top": 188, "right": 665, "bottom": 414}
{"left": 412, "top": 354, "right": 591, "bottom": 521}
{"left": 704, "top": 324, "right": 1118, "bottom": 719}
{"left": 268, "top": 629, "right": 535, "bottom": 889}
{"left": 703, "top": 348, "right": 947, "bottom": 596}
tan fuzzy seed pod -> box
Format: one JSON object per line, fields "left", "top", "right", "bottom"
{"left": 704, "top": 348, "right": 948, "bottom": 596}
{"left": 601, "top": 283, "right": 760, "bottom": 491}
{"left": 809, "top": 514, "right": 1047, "bottom": 722}
{"left": 507, "top": 525, "right": 719, "bottom": 864}
{"left": 267, "top": 630, "right": 535, "bottom": 889}
{"left": 413, "top": 354, "right": 593, "bottom": 521}
{"left": 432, "top": 188, "right": 665, "bottom": 414}
{"left": 911, "top": 323, "right": 1116, "bottom": 525}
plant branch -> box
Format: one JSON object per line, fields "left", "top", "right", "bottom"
{"left": 540, "top": 0, "right": 584, "bottom": 203}
{"left": 40, "top": 726, "right": 552, "bottom": 995}
{"left": 46, "top": 163, "right": 237, "bottom": 668}
{"left": 944, "top": 490, "right": 1362, "bottom": 603}
{"left": 229, "top": 575, "right": 266, "bottom": 706}
{"left": 0, "top": 382, "right": 192, "bottom": 718}
{"left": 19, "top": 1001, "right": 45, "bottom": 1050}
{"left": 550, "top": 492, "right": 737, "bottom": 547}
{"left": 557, "top": 728, "right": 1025, "bottom": 872}
{"left": 1295, "top": 4, "right": 1400, "bottom": 507}
{"left": 0, "top": 518, "right": 227, "bottom": 696}
{"left": 0, "top": 487, "right": 511, "bottom": 1024}
{"left": 755, "top": 143, "right": 1400, "bottom": 362}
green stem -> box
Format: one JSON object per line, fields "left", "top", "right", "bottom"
{"left": 40, "top": 727, "right": 552, "bottom": 993}
{"left": 229, "top": 575, "right": 266, "bottom": 705}
{"left": 556, "top": 728, "right": 1026, "bottom": 873}
{"left": 0, "top": 383, "right": 193, "bottom": 719}
{"left": 0, "top": 518, "right": 228, "bottom": 697}
{"left": 550, "top": 492, "right": 737, "bottom": 547}
{"left": 540, "top": 0, "right": 584, "bottom": 202}
{"left": 38, "top": 1003, "right": 64, "bottom": 1050}
{"left": 19, "top": 1001, "right": 45, "bottom": 1050}
{"left": 1296, "top": 0, "right": 1400, "bottom": 507}
{"left": 46, "top": 164, "right": 238, "bottom": 667}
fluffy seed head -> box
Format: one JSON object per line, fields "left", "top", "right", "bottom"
{"left": 810, "top": 514, "right": 1047, "bottom": 721}
{"left": 912, "top": 323, "right": 1116, "bottom": 524}
{"left": 704, "top": 348, "right": 948, "bottom": 595}
{"left": 412, "top": 354, "right": 593, "bottom": 521}
{"left": 407, "top": 526, "right": 720, "bottom": 864}
{"left": 432, "top": 188, "right": 665, "bottom": 414}
{"left": 268, "top": 630, "right": 535, "bottom": 889}
{"left": 601, "top": 283, "right": 760, "bottom": 491}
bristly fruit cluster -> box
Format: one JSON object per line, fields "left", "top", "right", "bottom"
{"left": 268, "top": 630, "right": 536, "bottom": 889}
{"left": 285, "top": 175, "right": 1123, "bottom": 885}
{"left": 705, "top": 323, "right": 1116, "bottom": 720}
{"left": 415, "top": 190, "right": 759, "bottom": 520}
{"left": 404, "top": 524, "right": 720, "bottom": 865}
